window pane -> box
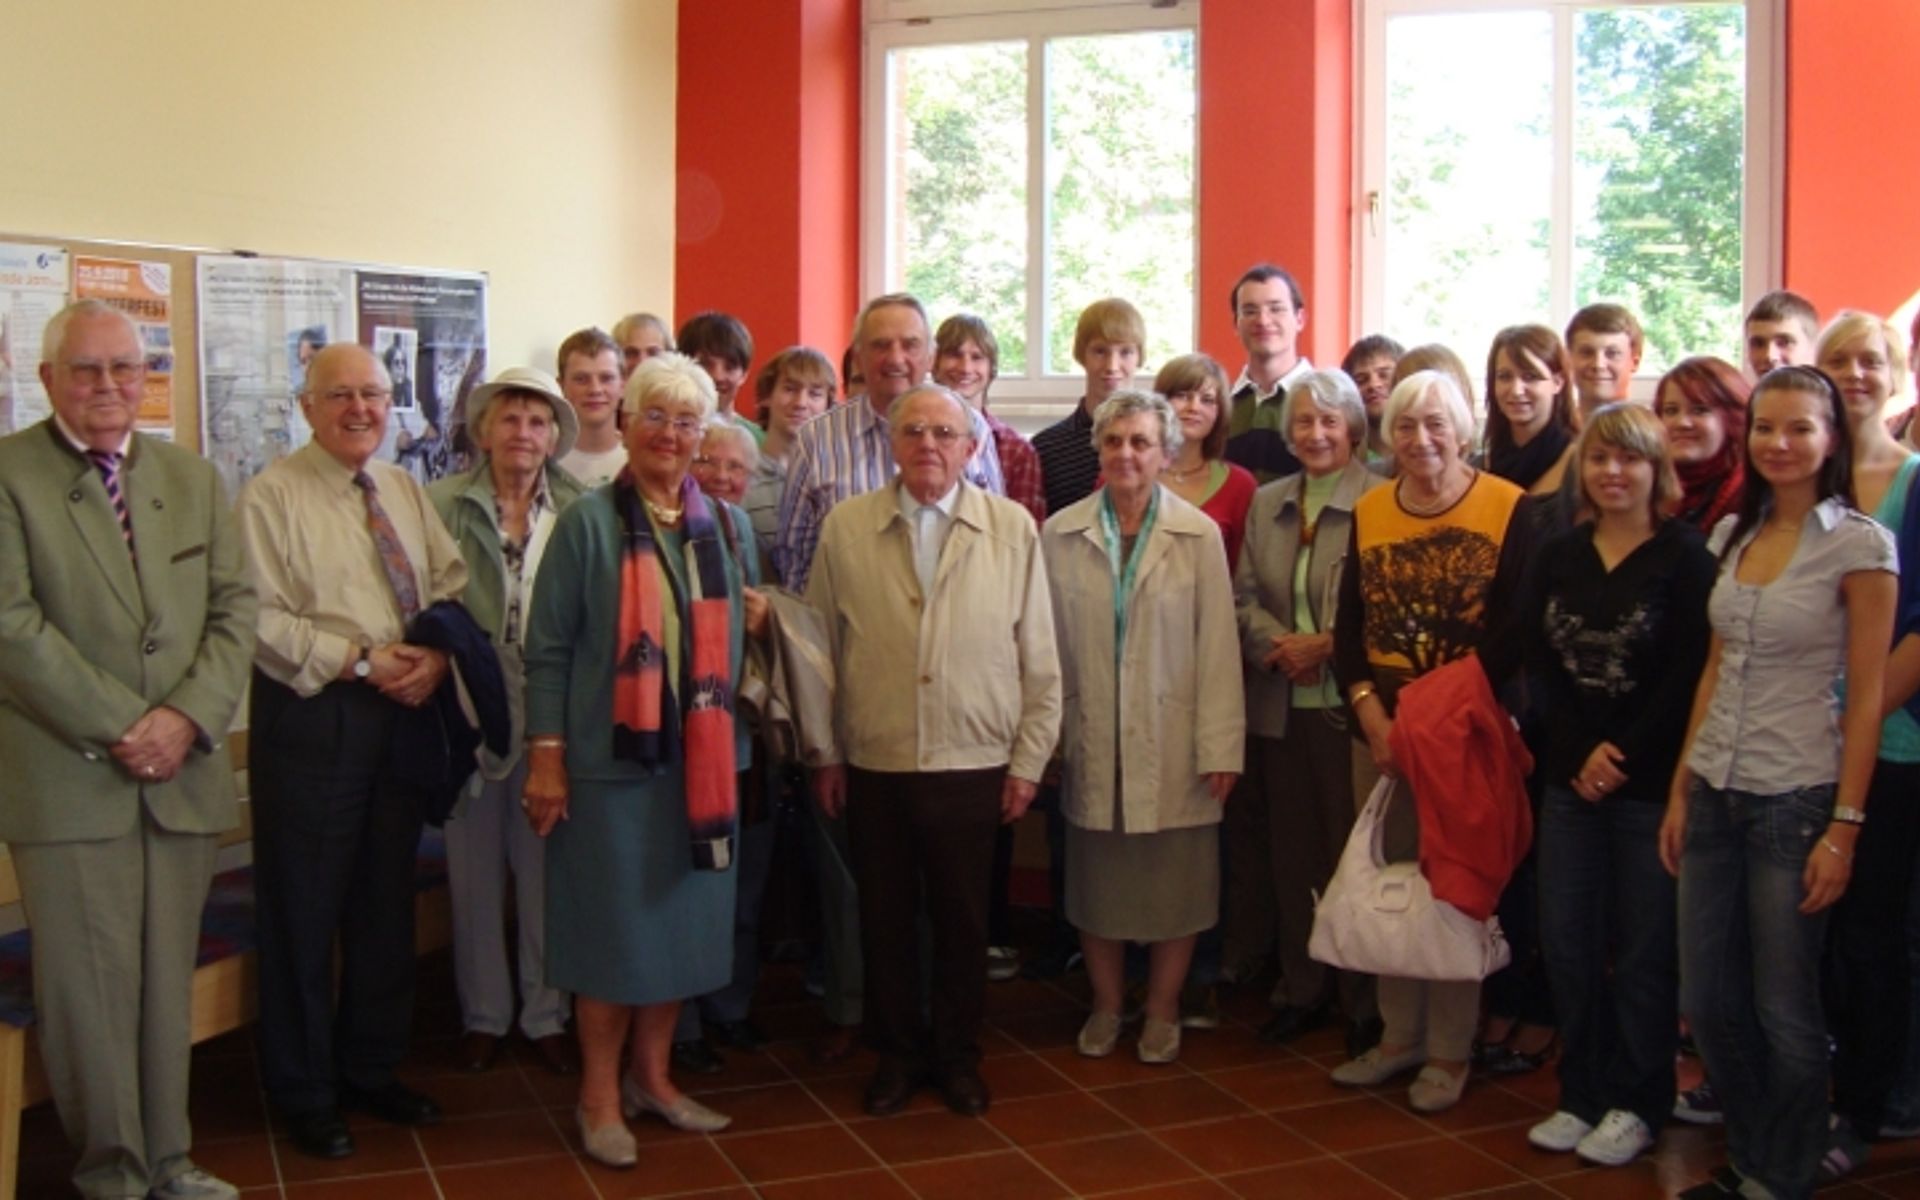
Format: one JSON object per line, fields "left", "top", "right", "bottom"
{"left": 1384, "top": 11, "right": 1553, "bottom": 370}
{"left": 1044, "top": 30, "right": 1195, "bottom": 375}
{"left": 893, "top": 41, "right": 1029, "bottom": 372}
{"left": 1574, "top": 5, "right": 1745, "bottom": 373}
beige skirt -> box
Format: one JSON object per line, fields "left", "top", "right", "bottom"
{"left": 1065, "top": 820, "right": 1219, "bottom": 943}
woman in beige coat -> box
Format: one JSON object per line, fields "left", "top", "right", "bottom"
{"left": 1042, "top": 390, "right": 1244, "bottom": 1066}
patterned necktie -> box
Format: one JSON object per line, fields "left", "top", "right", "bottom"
{"left": 353, "top": 470, "right": 422, "bottom": 619}
{"left": 86, "top": 449, "right": 135, "bottom": 555}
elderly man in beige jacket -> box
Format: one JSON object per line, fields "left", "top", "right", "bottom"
{"left": 807, "top": 383, "right": 1061, "bottom": 1122}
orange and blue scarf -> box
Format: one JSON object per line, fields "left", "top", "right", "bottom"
{"left": 612, "top": 471, "right": 737, "bottom": 870}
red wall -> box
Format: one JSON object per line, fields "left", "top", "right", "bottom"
{"left": 1782, "top": 0, "right": 1920, "bottom": 320}
{"left": 676, "top": 0, "right": 860, "bottom": 417}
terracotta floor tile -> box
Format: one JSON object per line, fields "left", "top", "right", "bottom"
{"left": 1346, "top": 1135, "right": 1529, "bottom": 1198}
{"left": 1149, "top": 1113, "right": 1320, "bottom": 1175}
{"left": 415, "top": 1067, "right": 544, "bottom": 1119}
{"left": 1549, "top": 1159, "right": 1702, "bottom": 1200}
{"left": 275, "top": 1125, "right": 427, "bottom": 1183}
{"left": 716, "top": 1123, "right": 879, "bottom": 1183}
{"left": 765, "top": 1039, "right": 881, "bottom": 1082}
{"left": 982, "top": 1051, "right": 1080, "bottom": 1101}
{"left": 1464, "top": 1185, "right": 1564, "bottom": 1198}
{"left": 892, "top": 1149, "right": 1072, "bottom": 1200}
{"left": 282, "top": 1172, "right": 442, "bottom": 1199}
{"left": 799, "top": 1069, "right": 947, "bottom": 1121}
{"left": 1205, "top": 1059, "right": 1346, "bottom": 1112}
{"left": 1217, "top": 1155, "right": 1399, "bottom": 1199}
{"left": 986, "top": 978, "right": 1084, "bottom": 1017}
{"left": 1273, "top": 1094, "right": 1437, "bottom": 1154}
{"left": 1389, "top": 1078, "right": 1551, "bottom": 1133}
{"left": 435, "top": 1154, "right": 599, "bottom": 1199}
{"left": 1457, "top": 1125, "right": 1592, "bottom": 1182}
{"left": 695, "top": 1081, "right": 832, "bottom": 1134}
{"left": 995, "top": 1008, "right": 1092, "bottom": 1052}
{"left": 1036, "top": 1044, "right": 1190, "bottom": 1089}
{"left": 416, "top": 1109, "right": 570, "bottom": 1167}
{"left": 987, "top": 1090, "right": 1135, "bottom": 1147}
{"left": 849, "top": 1109, "right": 1009, "bottom": 1164}
{"left": 1859, "top": 1136, "right": 1920, "bottom": 1180}
{"left": 185, "top": 1136, "right": 280, "bottom": 1189}
{"left": 586, "top": 1138, "right": 745, "bottom": 1198}
{"left": 757, "top": 1167, "right": 918, "bottom": 1199}
{"left": 1094, "top": 1075, "right": 1252, "bottom": 1129}
{"left": 1092, "top": 1180, "right": 1240, "bottom": 1199}
{"left": 1862, "top": 1171, "right": 1920, "bottom": 1198}
{"left": 680, "top": 1046, "right": 796, "bottom": 1091}
{"left": 1175, "top": 1025, "right": 1308, "bottom": 1074}
{"left": 1026, "top": 1131, "right": 1204, "bottom": 1195}
{"left": 977, "top": 1025, "right": 1028, "bottom": 1057}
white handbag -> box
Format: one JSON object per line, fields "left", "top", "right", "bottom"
{"left": 1308, "top": 775, "right": 1511, "bottom": 982}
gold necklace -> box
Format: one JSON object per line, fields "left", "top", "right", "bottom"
{"left": 1166, "top": 460, "right": 1208, "bottom": 484}
{"left": 643, "top": 494, "right": 683, "bottom": 524}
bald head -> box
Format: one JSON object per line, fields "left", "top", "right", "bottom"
{"left": 301, "top": 343, "right": 393, "bottom": 469}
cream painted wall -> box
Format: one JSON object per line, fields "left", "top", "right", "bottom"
{"left": 0, "top": 0, "right": 676, "bottom": 374}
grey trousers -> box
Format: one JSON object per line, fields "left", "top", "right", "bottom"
{"left": 445, "top": 759, "right": 569, "bottom": 1039}
{"left": 14, "top": 811, "right": 216, "bottom": 1199}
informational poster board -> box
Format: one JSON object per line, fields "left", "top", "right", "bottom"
{"left": 0, "top": 232, "right": 487, "bottom": 500}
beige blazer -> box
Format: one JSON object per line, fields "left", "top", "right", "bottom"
{"left": 1042, "top": 485, "right": 1244, "bottom": 834}
{"left": 0, "top": 422, "right": 256, "bottom": 843}
{"left": 807, "top": 479, "right": 1061, "bottom": 782}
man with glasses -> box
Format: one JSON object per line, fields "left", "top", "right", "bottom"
{"left": 237, "top": 342, "right": 468, "bottom": 1160}
{"left": 0, "top": 301, "right": 256, "bottom": 1200}
{"left": 806, "top": 384, "right": 1060, "bottom": 1119}
{"left": 1225, "top": 263, "right": 1312, "bottom": 483}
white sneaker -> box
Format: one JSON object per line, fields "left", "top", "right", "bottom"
{"left": 151, "top": 1167, "right": 240, "bottom": 1199}
{"left": 1576, "top": 1109, "right": 1654, "bottom": 1166}
{"left": 1527, "top": 1110, "right": 1594, "bottom": 1153}
{"left": 986, "top": 945, "right": 1020, "bottom": 982}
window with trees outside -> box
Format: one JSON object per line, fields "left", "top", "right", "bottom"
{"left": 863, "top": 1, "right": 1197, "bottom": 410}
{"left": 1355, "top": 0, "right": 1780, "bottom": 384}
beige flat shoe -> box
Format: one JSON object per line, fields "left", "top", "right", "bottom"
{"left": 1408, "top": 1063, "right": 1468, "bottom": 1113}
{"left": 1078, "top": 1011, "right": 1123, "bottom": 1058}
{"left": 575, "top": 1107, "right": 637, "bottom": 1167}
{"left": 1137, "top": 1017, "right": 1182, "bottom": 1065}
{"left": 621, "top": 1076, "right": 732, "bottom": 1132}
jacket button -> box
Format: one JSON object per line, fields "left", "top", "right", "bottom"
{"left": 83, "top": 751, "right": 100, "bottom": 761}
{"left": 920, "top": 674, "right": 933, "bottom": 685}
{"left": 69, "top": 489, "right": 83, "bottom": 502}
{"left": 144, "top": 641, "right": 158, "bottom": 654}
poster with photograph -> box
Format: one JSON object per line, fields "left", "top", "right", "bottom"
{"left": 0, "top": 242, "right": 70, "bottom": 435}
{"left": 74, "top": 255, "right": 175, "bottom": 437}
{"left": 197, "top": 255, "right": 355, "bottom": 498}
{"left": 355, "top": 271, "right": 487, "bottom": 485}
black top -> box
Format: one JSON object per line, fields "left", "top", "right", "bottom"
{"left": 1497, "top": 518, "right": 1717, "bottom": 804}
{"left": 1032, "top": 403, "right": 1102, "bottom": 516}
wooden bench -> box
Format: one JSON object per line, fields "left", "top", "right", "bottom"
{"left": 0, "top": 822, "right": 451, "bottom": 1200}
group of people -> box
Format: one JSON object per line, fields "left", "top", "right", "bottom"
{"left": 3, "top": 266, "right": 1918, "bottom": 1200}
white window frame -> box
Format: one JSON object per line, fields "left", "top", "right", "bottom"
{"left": 862, "top": 0, "right": 1200, "bottom": 420}
{"left": 1351, "top": 0, "right": 1783, "bottom": 393}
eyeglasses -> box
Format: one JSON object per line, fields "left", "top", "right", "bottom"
{"left": 64, "top": 359, "right": 145, "bottom": 387}
{"left": 318, "top": 386, "right": 394, "bottom": 406}
{"left": 897, "top": 422, "right": 963, "bottom": 445}
{"left": 693, "top": 455, "right": 749, "bottom": 476}
{"left": 637, "top": 408, "right": 703, "bottom": 437}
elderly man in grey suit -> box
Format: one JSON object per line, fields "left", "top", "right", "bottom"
{"left": 0, "top": 300, "right": 256, "bottom": 1199}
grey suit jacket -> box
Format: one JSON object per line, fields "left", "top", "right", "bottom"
{"left": 0, "top": 421, "right": 256, "bottom": 843}
{"left": 1234, "top": 459, "right": 1384, "bottom": 740}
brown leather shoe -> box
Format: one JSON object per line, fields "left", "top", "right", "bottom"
{"left": 938, "top": 1067, "right": 991, "bottom": 1117}
{"left": 862, "top": 1060, "right": 921, "bottom": 1117}
{"left": 811, "top": 1024, "right": 860, "bottom": 1065}
{"left": 530, "top": 1032, "right": 579, "bottom": 1076}
{"left": 458, "top": 1031, "right": 500, "bottom": 1073}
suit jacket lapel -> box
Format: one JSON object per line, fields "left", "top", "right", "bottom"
{"left": 125, "top": 442, "right": 171, "bottom": 621}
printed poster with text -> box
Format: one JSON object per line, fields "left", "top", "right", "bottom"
{"left": 197, "top": 255, "right": 355, "bottom": 499}
{"left": 75, "top": 256, "right": 174, "bottom": 437}
{"left": 355, "top": 270, "right": 487, "bottom": 486}
{"left": 0, "top": 242, "right": 70, "bottom": 435}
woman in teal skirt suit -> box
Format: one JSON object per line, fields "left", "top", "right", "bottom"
{"left": 523, "top": 353, "right": 766, "bottom": 1166}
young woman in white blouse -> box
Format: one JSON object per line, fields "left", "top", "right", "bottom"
{"left": 1660, "top": 366, "right": 1898, "bottom": 1200}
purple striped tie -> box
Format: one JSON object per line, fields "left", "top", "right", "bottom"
{"left": 353, "top": 470, "right": 422, "bottom": 619}
{"left": 86, "top": 449, "right": 134, "bottom": 554}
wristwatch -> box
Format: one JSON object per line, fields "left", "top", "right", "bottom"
{"left": 1831, "top": 805, "right": 1867, "bottom": 826}
{"left": 353, "top": 644, "right": 373, "bottom": 681}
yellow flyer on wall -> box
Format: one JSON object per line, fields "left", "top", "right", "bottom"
{"left": 74, "top": 255, "right": 175, "bottom": 437}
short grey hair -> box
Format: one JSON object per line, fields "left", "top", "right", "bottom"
{"left": 623, "top": 351, "right": 717, "bottom": 422}
{"left": 1280, "top": 369, "right": 1368, "bottom": 453}
{"left": 1382, "top": 369, "right": 1476, "bottom": 449}
{"left": 698, "top": 419, "right": 761, "bottom": 471}
{"left": 1090, "top": 389, "right": 1184, "bottom": 459}
{"left": 41, "top": 299, "right": 140, "bottom": 365}
{"left": 886, "top": 382, "right": 972, "bottom": 435}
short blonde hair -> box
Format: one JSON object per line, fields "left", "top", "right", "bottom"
{"left": 1575, "top": 402, "right": 1678, "bottom": 523}
{"left": 1818, "top": 309, "right": 1910, "bottom": 399}
{"left": 1073, "top": 298, "right": 1146, "bottom": 366}
{"left": 623, "top": 351, "right": 717, "bottom": 422}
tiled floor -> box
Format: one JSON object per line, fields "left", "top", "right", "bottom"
{"left": 19, "top": 952, "right": 1920, "bottom": 1199}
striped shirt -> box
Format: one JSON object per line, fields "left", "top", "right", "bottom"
{"left": 1032, "top": 403, "right": 1101, "bottom": 517}
{"left": 777, "top": 398, "right": 1004, "bottom": 594}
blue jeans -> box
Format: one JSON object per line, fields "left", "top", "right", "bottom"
{"left": 1679, "top": 781, "right": 1835, "bottom": 1200}
{"left": 1536, "top": 786, "right": 1675, "bottom": 1132}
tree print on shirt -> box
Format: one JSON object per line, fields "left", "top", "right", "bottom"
{"left": 1360, "top": 524, "right": 1500, "bottom": 674}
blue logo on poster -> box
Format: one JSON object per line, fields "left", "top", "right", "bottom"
{"left": 35, "top": 253, "right": 54, "bottom": 270}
